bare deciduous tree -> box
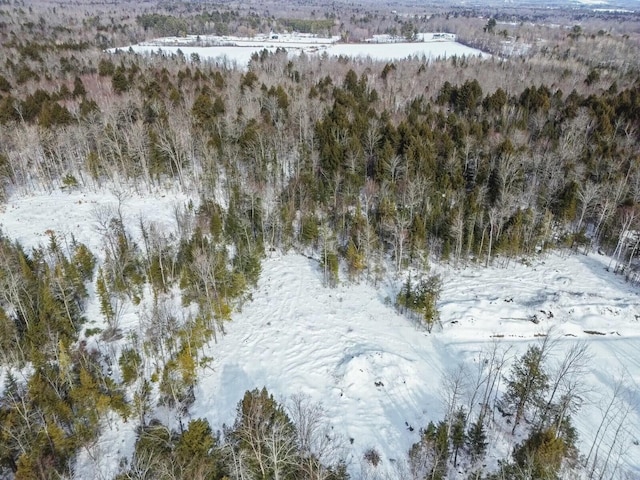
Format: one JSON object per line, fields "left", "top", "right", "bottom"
{"left": 289, "top": 394, "right": 345, "bottom": 480}
{"left": 576, "top": 181, "right": 601, "bottom": 234}
{"left": 585, "top": 376, "right": 634, "bottom": 480}
{"left": 538, "top": 342, "right": 591, "bottom": 433}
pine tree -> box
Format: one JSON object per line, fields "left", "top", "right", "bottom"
{"left": 0, "top": 307, "right": 17, "bottom": 355}
{"left": 72, "top": 243, "right": 96, "bottom": 282}
{"left": 467, "top": 418, "right": 487, "bottom": 462}
{"left": 96, "top": 268, "right": 115, "bottom": 329}
{"left": 345, "top": 238, "right": 365, "bottom": 280}
{"left": 505, "top": 345, "right": 549, "bottom": 433}
{"left": 112, "top": 66, "right": 130, "bottom": 93}
{"left": 396, "top": 276, "right": 412, "bottom": 315}
{"left": 451, "top": 407, "right": 466, "bottom": 467}
{"left": 72, "top": 76, "right": 86, "bottom": 97}
{"left": 321, "top": 249, "right": 339, "bottom": 287}
{"left": 176, "top": 418, "right": 220, "bottom": 479}
{"left": 408, "top": 420, "right": 449, "bottom": 480}
{"left": 396, "top": 274, "right": 442, "bottom": 332}
{"left": 513, "top": 427, "right": 567, "bottom": 480}
{"left": 433, "top": 421, "right": 449, "bottom": 479}
{"left": 119, "top": 348, "right": 142, "bottom": 385}
{"left": 230, "top": 388, "right": 298, "bottom": 479}
{"left": 300, "top": 215, "right": 319, "bottom": 246}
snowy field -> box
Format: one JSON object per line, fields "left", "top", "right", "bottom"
{"left": 0, "top": 189, "right": 192, "bottom": 257}
{"left": 1, "top": 190, "right": 639, "bottom": 479}
{"left": 112, "top": 32, "right": 488, "bottom": 67}
{"left": 192, "top": 253, "right": 640, "bottom": 478}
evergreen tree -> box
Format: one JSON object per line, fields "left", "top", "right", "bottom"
{"left": 176, "top": 418, "right": 221, "bottom": 480}
{"left": 397, "top": 274, "right": 442, "bottom": 332}
{"left": 72, "top": 76, "right": 86, "bottom": 98}
{"left": 112, "top": 66, "right": 130, "bottom": 93}
{"left": 408, "top": 420, "right": 449, "bottom": 480}
{"left": 467, "top": 418, "right": 488, "bottom": 462}
{"left": 118, "top": 348, "right": 142, "bottom": 385}
{"left": 450, "top": 407, "right": 466, "bottom": 467}
{"left": 504, "top": 345, "right": 549, "bottom": 433}
{"left": 229, "top": 388, "right": 299, "bottom": 479}
{"left": 345, "top": 239, "right": 365, "bottom": 280}
{"left": 96, "top": 267, "right": 115, "bottom": 330}
{"left": 513, "top": 427, "right": 569, "bottom": 480}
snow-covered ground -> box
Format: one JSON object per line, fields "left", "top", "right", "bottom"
{"left": 0, "top": 188, "right": 192, "bottom": 257}
{"left": 1, "top": 190, "right": 639, "bottom": 479}
{"left": 112, "top": 32, "right": 488, "bottom": 68}
{"left": 592, "top": 7, "right": 635, "bottom": 12}
{"left": 191, "top": 252, "right": 640, "bottom": 478}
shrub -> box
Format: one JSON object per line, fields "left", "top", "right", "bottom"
{"left": 364, "top": 448, "right": 381, "bottom": 467}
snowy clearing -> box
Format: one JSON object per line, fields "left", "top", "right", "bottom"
{"left": 112, "top": 32, "right": 488, "bottom": 68}
{"left": 0, "top": 188, "right": 193, "bottom": 258}
{"left": 191, "top": 252, "right": 640, "bottom": 478}
{"left": 1, "top": 190, "right": 639, "bottom": 479}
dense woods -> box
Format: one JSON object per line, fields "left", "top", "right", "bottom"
{"left": 0, "top": 0, "right": 639, "bottom": 479}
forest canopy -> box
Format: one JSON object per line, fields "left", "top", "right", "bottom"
{"left": 0, "top": 1, "right": 639, "bottom": 479}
